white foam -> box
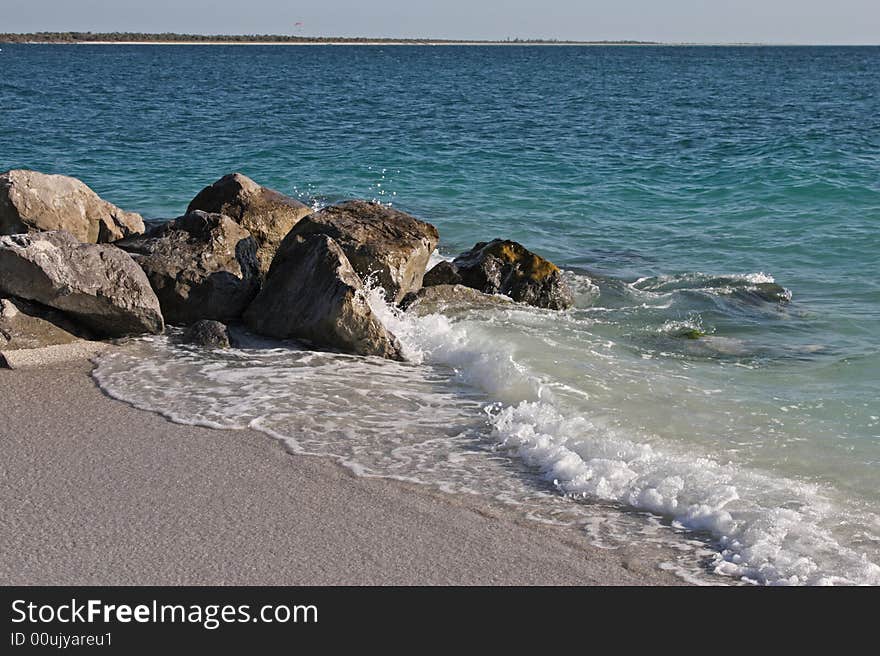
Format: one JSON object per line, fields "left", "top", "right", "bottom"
{"left": 93, "top": 282, "right": 880, "bottom": 586}
{"left": 487, "top": 400, "right": 880, "bottom": 585}
{"left": 370, "top": 288, "right": 880, "bottom": 585}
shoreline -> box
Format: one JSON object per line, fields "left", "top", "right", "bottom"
{"left": 0, "top": 359, "right": 693, "bottom": 585}
{"left": 8, "top": 40, "right": 659, "bottom": 47}
{"left": 3, "top": 41, "right": 873, "bottom": 47}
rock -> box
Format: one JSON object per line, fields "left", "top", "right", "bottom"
{"left": 117, "top": 211, "right": 260, "bottom": 325}
{"left": 0, "top": 297, "right": 92, "bottom": 350}
{"left": 424, "top": 239, "right": 574, "bottom": 310}
{"left": 422, "top": 260, "right": 461, "bottom": 287}
{"left": 0, "top": 169, "right": 144, "bottom": 243}
{"left": 0, "top": 231, "right": 164, "bottom": 336}
{"left": 181, "top": 320, "right": 232, "bottom": 349}
{"left": 735, "top": 282, "right": 792, "bottom": 305}
{"left": 186, "top": 173, "right": 312, "bottom": 276}
{"left": 400, "top": 284, "right": 513, "bottom": 314}
{"left": 286, "top": 200, "right": 439, "bottom": 304}
{"left": 676, "top": 328, "right": 706, "bottom": 340}
{"left": 244, "top": 233, "right": 403, "bottom": 360}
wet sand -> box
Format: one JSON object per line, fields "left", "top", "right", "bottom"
{"left": 0, "top": 361, "right": 687, "bottom": 585}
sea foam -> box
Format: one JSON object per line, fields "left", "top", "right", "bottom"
{"left": 367, "top": 286, "right": 880, "bottom": 585}
{"left": 93, "top": 282, "right": 880, "bottom": 586}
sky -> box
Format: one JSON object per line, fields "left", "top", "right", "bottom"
{"left": 2, "top": 0, "right": 879, "bottom": 44}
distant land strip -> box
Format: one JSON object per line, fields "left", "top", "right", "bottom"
{"left": 0, "top": 32, "right": 658, "bottom": 45}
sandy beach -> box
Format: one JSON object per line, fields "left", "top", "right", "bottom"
{"left": 0, "top": 359, "right": 687, "bottom": 586}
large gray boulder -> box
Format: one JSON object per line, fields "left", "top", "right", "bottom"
{"left": 286, "top": 200, "right": 439, "bottom": 304}
{"left": 0, "top": 231, "right": 164, "bottom": 336}
{"left": 0, "top": 169, "right": 144, "bottom": 243}
{"left": 117, "top": 211, "right": 260, "bottom": 325}
{"left": 423, "top": 239, "right": 574, "bottom": 310}
{"left": 244, "top": 233, "right": 403, "bottom": 360}
{"left": 186, "top": 173, "right": 312, "bottom": 276}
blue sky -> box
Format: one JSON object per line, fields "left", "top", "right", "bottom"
{"left": 3, "top": 0, "right": 879, "bottom": 44}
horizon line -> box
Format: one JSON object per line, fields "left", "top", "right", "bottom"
{"left": 0, "top": 32, "right": 878, "bottom": 47}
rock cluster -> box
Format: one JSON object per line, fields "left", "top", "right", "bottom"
{"left": 0, "top": 169, "right": 573, "bottom": 365}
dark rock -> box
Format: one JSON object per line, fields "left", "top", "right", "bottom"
{"left": 186, "top": 173, "right": 312, "bottom": 276}
{"left": 424, "top": 239, "right": 574, "bottom": 310}
{"left": 0, "top": 169, "right": 144, "bottom": 243}
{"left": 181, "top": 320, "right": 232, "bottom": 349}
{"left": 117, "top": 211, "right": 260, "bottom": 325}
{"left": 244, "top": 233, "right": 403, "bottom": 360}
{"left": 285, "top": 200, "right": 439, "bottom": 304}
{"left": 422, "top": 260, "right": 461, "bottom": 287}
{"left": 0, "top": 231, "right": 164, "bottom": 337}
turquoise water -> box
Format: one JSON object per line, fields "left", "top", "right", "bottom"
{"left": 4, "top": 45, "right": 879, "bottom": 584}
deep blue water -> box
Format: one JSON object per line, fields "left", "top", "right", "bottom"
{"left": 3, "top": 45, "right": 879, "bottom": 584}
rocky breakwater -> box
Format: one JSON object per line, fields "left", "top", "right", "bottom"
{"left": 0, "top": 169, "right": 576, "bottom": 366}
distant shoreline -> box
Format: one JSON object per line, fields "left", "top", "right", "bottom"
{"left": 8, "top": 41, "right": 667, "bottom": 47}
{"left": 0, "top": 33, "right": 659, "bottom": 46}
{"left": 1, "top": 37, "right": 875, "bottom": 47}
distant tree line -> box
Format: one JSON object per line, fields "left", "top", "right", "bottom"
{"left": 0, "top": 32, "right": 658, "bottom": 45}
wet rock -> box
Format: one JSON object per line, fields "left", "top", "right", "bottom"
{"left": 0, "top": 231, "right": 164, "bottom": 337}
{"left": 400, "top": 284, "right": 513, "bottom": 314}
{"left": 186, "top": 173, "right": 312, "bottom": 276}
{"left": 734, "top": 282, "right": 792, "bottom": 305}
{"left": 244, "top": 233, "right": 403, "bottom": 360}
{"left": 117, "top": 211, "right": 260, "bottom": 325}
{"left": 285, "top": 200, "right": 439, "bottom": 304}
{"left": 421, "top": 260, "right": 461, "bottom": 287}
{"left": 423, "top": 239, "right": 574, "bottom": 310}
{"left": 670, "top": 327, "right": 707, "bottom": 340}
{"left": 181, "top": 320, "right": 232, "bottom": 349}
{"left": 0, "top": 169, "right": 144, "bottom": 243}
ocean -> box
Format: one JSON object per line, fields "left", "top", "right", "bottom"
{"left": 2, "top": 44, "right": 878, "bottom": 584}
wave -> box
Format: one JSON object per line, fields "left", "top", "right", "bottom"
{"left": 92, "top": 277, "right": 880, "bottom": 586}
{"left": 488, "top": 400, "right": 880, "bottom": 585}
{"left": 368, "top": 286, "right": 880, "bottom": 585}
{"left": 631, "top": 272, "right": 792, "bottom": 304}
